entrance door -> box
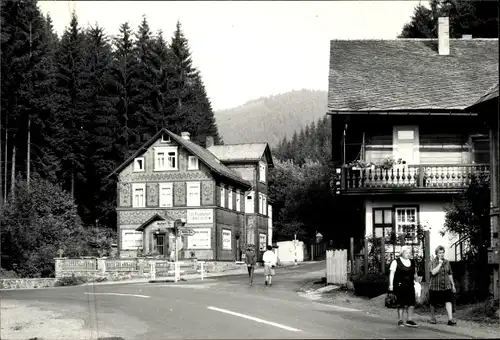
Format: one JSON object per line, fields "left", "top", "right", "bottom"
{"left": 156, "top": 235, "right": 165, "bottom": 255}
{"left": 394, "top": 126, "right": 419, "bottom": 165}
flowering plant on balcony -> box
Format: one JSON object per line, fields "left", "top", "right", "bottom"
{"left": 378, "top": 156, "right": 404, "bottom": 170}
{"left": 347, "top": 159, "right": 375, "bottom": 170}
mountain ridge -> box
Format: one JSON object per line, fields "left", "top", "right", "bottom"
{"left": 215, "top": 89, "right": 328, "bottom": 147}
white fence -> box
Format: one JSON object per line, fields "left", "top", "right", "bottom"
{"left": 326, "top": 250, "right": 348, "bottom": 285}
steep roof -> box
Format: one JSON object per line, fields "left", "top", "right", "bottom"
{"left": 207, "top": 143, "right": 274, "bottom": 167}
{"left": 108, "top": 129, "right": 252, "bottom": 189}
{"left": 327, "top": 39, "right": 499, "bottom": 112}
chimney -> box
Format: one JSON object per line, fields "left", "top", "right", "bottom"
{"left": 438, "top": 17, "right": 450, "bottom": 55}
{"left": 462, "top": 34, "right": 472, "bottom": 40}
{"left": 181, "top": 132, "right": 190, "bottom": 140}
{"left": 206, "top": 136, "right": 214, "bottom": 148}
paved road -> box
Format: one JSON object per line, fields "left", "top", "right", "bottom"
{"left": 1, "top": 262, "right": 496, "bottom": 339}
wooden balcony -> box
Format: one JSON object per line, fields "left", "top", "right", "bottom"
{"left": 341, "top": 164, "right": 489, "bottom": 195}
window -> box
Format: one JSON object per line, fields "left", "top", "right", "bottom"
{"left": 222, "top": 229, "right": 232, "bottom": 250}
{"left": 245, "top": 191, "right": 254, "bottom": 214}
{"left": 259, "top": 162, "right": 266, "bottom": 183}
{"left": 155, "top": 234, "right": 165, "bottom": 255}
{"left": 132, "top": 183, "right": 146, "bottom": 207}
{"left": 187, "top": 182, "right": 201, "bottom": 207}
{"left": 228, "top": 188, "right": 233, "bottom": 210}
{"left": 262, "top": 195, "right": 267, "bottom": 216}
{"left": 236, "top": 190, "right": 241, "bottom": 212}
{"left": 160, "top": 133, "right": 171, "bottom": 143}
{"left": 395, "top": 207, "right": 418, "bottom": 244}
{"left": 134, "top": 157, "right": 145, "bottom": 172}
{"left": 373, "top": 208, "right": 393, "bottom": 242}
{"left": 220, "top": 186, "right": 225, "bottom": 208}
{"left": 188, "top": 156, "right": 199, "bottom": 170}
{"left": 154, "top": 147, "right": 177, "bottom": 171}
{"left": 121, "top": 230, "right": 143, "bottom": 250}
{"left": 159, "top": 183, "right": 173, "bottom": 207}
{"left": 397, "top": 130, "right": 415, "bottom": 140}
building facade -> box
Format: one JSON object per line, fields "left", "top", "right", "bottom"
{"left": 327, "top": 17, "right": 498, "bottom": 260}
{"left": 109, "top": 130, "right": 274, "bottom": 261}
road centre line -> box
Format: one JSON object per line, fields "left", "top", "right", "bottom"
{"left": 207, "top": 306, "right": 302, "bottom": 332}
{"left": 84, "top": 292, "right": 150, "bottom": 298}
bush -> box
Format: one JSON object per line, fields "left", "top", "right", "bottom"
{"left": 54, "top": 275, "right": 88, "bottom": 286}
{"left": 352, "top": 272, "right": 389, "bottom": 298}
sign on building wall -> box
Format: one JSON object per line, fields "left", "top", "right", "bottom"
{"left": 187, "top": 209, "right": 214, "bottom": 224}
{"left": 187, "top": 228, "right": 211, "bottom": 249}
{"left": 259, "top": 233, "right": 267, "bottom": 251}
{"left": 122, "top": 230, "right": 143, "bottom": 250}
{"left": 222, "top": 229, "right": 232, "bottom": 250}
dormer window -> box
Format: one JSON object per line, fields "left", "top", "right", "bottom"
{"left": 188, "top": 156, "right": 199, "bottom": 170}
{"left": 160, "top": 133, "right": 171, "bottom": 143}
{"left": 259, "top": 162, "right": 266, "bottom": 183}
{"left": 134, "top": 157, "right": 145, "bottom": 172}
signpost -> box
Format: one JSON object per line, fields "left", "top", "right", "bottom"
{"left": 179, "top": 228, "right": 196, "bottom": 236}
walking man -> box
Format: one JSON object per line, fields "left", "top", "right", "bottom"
{"left": 429, "top": 246, "right": 457, "bottom": 326}
{"left": 244, "top": 244, "right": 257, "bottom": 286}
{"left": 263, "top": 245, "right": 277, "bottom": 286}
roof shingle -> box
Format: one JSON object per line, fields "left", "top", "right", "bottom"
{"left": 328, "top": 39, "right": 499, "bottom": 111}
{"left": 207, "top": 143, "right": 273, "bottom": 165}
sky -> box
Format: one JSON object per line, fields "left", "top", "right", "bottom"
{"left": 38, "top": 1, "right": 426, "bottom": 111}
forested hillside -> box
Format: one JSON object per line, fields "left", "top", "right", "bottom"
{"left": 0, "top": 1, "right": 221, "bottom": 230}
{"left": 215, "top": 89, "right": 328, "bottom": 147}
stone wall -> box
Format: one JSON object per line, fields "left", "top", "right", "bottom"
{"left": 0, "top": 278, "right": 57, "bottom": 290}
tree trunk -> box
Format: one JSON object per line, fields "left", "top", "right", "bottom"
{"left": 27, "top": 117, "right": 31, "bottom": 188}
{"left": 4, "top": 130, "right": 7, "bottom": 203}
{"left": 0, "top": 108, "right": 3, "bottom": 211}
{"left": 10, "top": 136, "right": 16, "bottom": 199}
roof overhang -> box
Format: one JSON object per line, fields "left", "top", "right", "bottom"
{"left": 135, "top": 214, "right": 176, "bottom": 232}
{"left": 326, "top": 110, "right": 478, "bottom": 116}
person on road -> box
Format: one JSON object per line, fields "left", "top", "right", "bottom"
{"left": 429, "top": 245, "right": 457, "bottom": 326}
{"left": 389, "top": 246, "right": 419, "bottom": 327}
{"left": 263, "top": 245, "right": 277, "bottom": 286}
{"left": 244, "top": 244, "right": 257, "bottom": 286}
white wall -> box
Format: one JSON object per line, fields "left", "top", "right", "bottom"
{"left": 364, "top": 198, "right": 459, "bottom": 258}
{"left": 276, "top": 240, "right": 304, "bottom": 263}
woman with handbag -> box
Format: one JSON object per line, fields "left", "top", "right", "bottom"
{"left": 388, "top": 247, "right": 419, "bottom": 327}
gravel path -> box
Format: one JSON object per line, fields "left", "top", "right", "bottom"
{"left": 0, "top": 300, "right": 112, "bottom": 340}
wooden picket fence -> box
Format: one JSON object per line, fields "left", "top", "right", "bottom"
{"left": 326, "top": 249, "right": 348, "bottom": 285}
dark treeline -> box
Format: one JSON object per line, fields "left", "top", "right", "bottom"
{"left": 0, "top": 0, "right": 221, "bottom": 229}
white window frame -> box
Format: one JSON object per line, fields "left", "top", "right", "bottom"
{"left": 160, "top": 133, "right": 171, "bottom": 143}
{"left": 236, "top": 190, "right": 241, "bottom": 212}
{"left": 121, "top": 230, "right": 143, "bottom": 250}
{"left": 222, "top": 229, "right": 232, "bottom": 250}
{"left": 154, "top": 147, "right": 178, "bottom": 171}
{"left": 262, "top": 195, "right": 267, "bottom": 216}
{"left": 228, "top": 188, "right": 233, "bottom": 210}
{"left": 133, "top": 157, "right": 145, "bottom": 172}
{"left": 259, "top": 233, "right": 267, "bottom": 251}
{"left": 188, "top": 156, "right": 199, "bottom": 170}
{"left": 159, "top": 182, "right": 173, "bottom": 208}
{"left": 259, "top": 162, "right": 266, "bottom": 183}
{"left": 220, "top": 185, "right": 225, "bottom": 208}
{"left": 132, "top": 183, "right": 146, "bottom": 208}
{"left": 245, "top": 191, "right": 254, "bottom": 214}
{"left": 395, "top": 207, "right": 418, "bottom": 244}
{"left": 258, "top": 193, "right": 263, "bottom": 214}
{"left": 186, "top": 181, "right": 201, "bottom": 207}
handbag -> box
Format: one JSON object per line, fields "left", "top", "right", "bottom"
{"left": 385, "top": 292, "right": 398, "bottom": 309}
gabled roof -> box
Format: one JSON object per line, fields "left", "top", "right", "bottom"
{"left": 327, "top": 39, "right": 499, "bottom": 112}
{"left": 135, "top": 214, "right": 175, "bottom": 232}
{"left": 108, "top": 128, "right": 252, "bottom": 189}
{"left": 207, "top": 143, "right": 274, "bottom": 167}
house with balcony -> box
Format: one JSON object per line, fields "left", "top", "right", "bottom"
{"left": 108, "top": 129, "right": 274, "bottom": 261}
{"left": 327, "top": 17, "right": 498, "bottom": 259}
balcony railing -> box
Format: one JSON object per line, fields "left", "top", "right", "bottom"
{"left": 341, "top": 164, "right": 489, "bottom": 191}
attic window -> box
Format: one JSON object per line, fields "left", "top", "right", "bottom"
{"left": 160, "top": 133, "right": 171, "bottom": 143}
{"left": 134, "top": 157, "right": 145, "bottom": 172}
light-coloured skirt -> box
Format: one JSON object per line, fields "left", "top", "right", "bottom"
{"left": 264, "top": 264, "right": 275, "bottom": 276}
